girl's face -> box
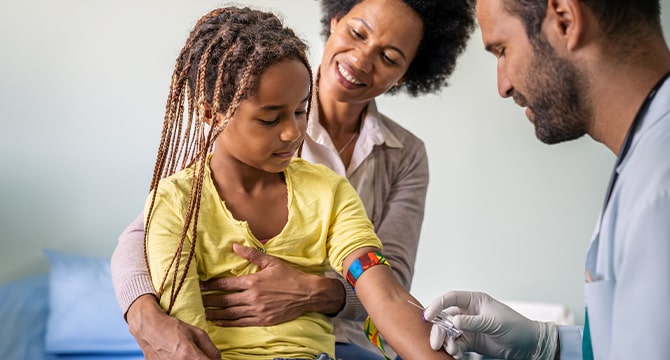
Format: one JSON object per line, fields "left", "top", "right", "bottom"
{"left": 216, "top": 59, "right": 310, "bottom": 174}
{"left": 319, "top": 0, "right": 423, "bottom": 105}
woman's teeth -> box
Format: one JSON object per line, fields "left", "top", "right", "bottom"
{"left": 338, "top": 63, "right": 363, "bottom": 85}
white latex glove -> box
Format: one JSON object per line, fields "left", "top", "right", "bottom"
{"left": 424, "top": 291, "right": 558, "bottom": 360}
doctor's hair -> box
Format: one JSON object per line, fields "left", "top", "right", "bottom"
{"left": 143, "top": 6, "right": 312, "bottom": 314}
{"left": 499, "top": 0, "right": 661, "bottom": 43}
{"left": 319, "top": 0, "right": 475, "bottom": 96}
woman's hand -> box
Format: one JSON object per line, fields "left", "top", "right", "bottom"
{"left": 126, "top": 294, "right": 220, "bottom": 360}
{"left": 200, "top": 244, "right": 345, "bottom": 326}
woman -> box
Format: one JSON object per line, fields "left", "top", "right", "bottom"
{"left": 111, "top": 0, "right": 474, "bottom": 358}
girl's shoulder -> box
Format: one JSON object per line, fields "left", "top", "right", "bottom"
{"left": 155, "top": 165, "right": 200, "bottom": 197}
{"left": 287, "top": 158, "right": 348, "bottom": 185}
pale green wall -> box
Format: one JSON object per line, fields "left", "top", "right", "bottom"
{"left": 1, "top": 0, "right": 669, "bottom": 325}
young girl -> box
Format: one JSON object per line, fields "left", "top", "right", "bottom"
{"left": 142, "top": 6, "right": 452, "bottom": 360}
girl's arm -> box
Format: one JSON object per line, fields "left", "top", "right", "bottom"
{"left": 144, "top": 191, "right": 208, "bottom": 329}
{"left": 336, "top": 138, "right": 429, "bottom": 322}
{"left": 342, "top": 246, "right": 454, "bottom": 360}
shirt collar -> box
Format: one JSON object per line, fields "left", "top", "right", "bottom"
{"left": 616, "top": 75, "right": 670, "bottom": 173}
{"left": 363, "top": 100, "right": 403, "bottom": 149}
{"left": 306, "top": 97, "right": 403, "bottom": 150}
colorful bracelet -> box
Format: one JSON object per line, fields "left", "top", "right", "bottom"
{"left": 345, "top": 250, "right": 391, "bottom": 289}
{"left": 365, "top": 316, "right": 392, "bottom": 360}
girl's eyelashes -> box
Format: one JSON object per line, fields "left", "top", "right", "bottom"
{"left": 259, "top": 117, "right": 280, "bottom": 125}
{"left": 258, "top": 109, "right": 307, "bottom": 125}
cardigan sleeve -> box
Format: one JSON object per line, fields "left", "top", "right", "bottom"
{"left": 111, "top": 212, "right": 156, "bottom": 316}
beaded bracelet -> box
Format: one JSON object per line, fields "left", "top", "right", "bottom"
{"left": 345, "top": 250, "right": 391, "bottom": 289}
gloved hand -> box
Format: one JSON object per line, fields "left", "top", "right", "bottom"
{"left": 424, "top": 291, "right": 558, "bottom": 360}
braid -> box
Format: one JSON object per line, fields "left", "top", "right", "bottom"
{"left": 143, "top": 6, "right": 313, "bottom": 314}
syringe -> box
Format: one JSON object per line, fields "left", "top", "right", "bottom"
{"left": 408, "top": 300, "right": 463, "bottom": 339}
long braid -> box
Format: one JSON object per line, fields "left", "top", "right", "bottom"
{"left": 143, "top": 6, "right": 313, "bottom": 314}
{"left": 165, "top": 32, "right": 224, "bottom": 311}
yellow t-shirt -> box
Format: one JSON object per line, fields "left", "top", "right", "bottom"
{"left": 145, "top": 156, "right": 382, "bottom": 359}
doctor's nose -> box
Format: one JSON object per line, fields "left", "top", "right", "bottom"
{"left": 497, "top": 63, "right": 513, "bottom": 98}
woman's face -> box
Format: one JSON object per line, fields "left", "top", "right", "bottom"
{"left": 319, "top": 0, "right": 423, "bottom": 105}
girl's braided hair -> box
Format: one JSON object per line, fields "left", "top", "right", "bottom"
{"left": 143, "top": 6, "right": 312, "bottom": 313}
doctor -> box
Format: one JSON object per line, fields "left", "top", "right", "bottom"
{"left": 425, "top": 0, "right": 670, "bottom": 359}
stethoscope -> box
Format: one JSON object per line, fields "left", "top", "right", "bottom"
{"left": 600, "top": 70, "right": 670, "bottom": 218}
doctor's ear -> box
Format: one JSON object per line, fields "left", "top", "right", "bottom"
{"left": 546, "top": 0, "right": 585, "bottom": 51}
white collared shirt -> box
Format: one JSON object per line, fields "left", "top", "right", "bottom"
{"left": 559, "top": 76, "right": 670, "bottom": 359}
{"left": 301, "top": 100, "right": 403, "bottom": 217}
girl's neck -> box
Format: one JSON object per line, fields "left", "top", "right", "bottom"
{"left": 209, "top": 152, "right": 285, "bottom": 196}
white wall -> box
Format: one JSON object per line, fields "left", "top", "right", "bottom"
{"left": 1, "top": 0, "right": 669, "bottom": 325}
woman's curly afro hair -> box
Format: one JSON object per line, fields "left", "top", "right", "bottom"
{"left": 319, "top": 0, "right": 475, "bottom": 96}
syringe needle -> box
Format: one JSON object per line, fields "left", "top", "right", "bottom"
{"left": 407, "top": 299, "right": 425, "bottom": 311}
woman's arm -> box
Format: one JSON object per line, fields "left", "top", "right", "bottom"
{"left": 111, "top": 213, "right": 155, "bottom": 315}
{"left": 342, "top": 246, "right": 453, "bottom": 359}
{"left": 374, "top": 138, "right": 429, "bottom": 288}
{"left": 200, "top": 245, "right": 346, "bottom": 326}
{"left": 111, "top": 212, "right": 219, "bottom": 359}
{"left": 126, "top": 294, "right": 219, "bottom": 360}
